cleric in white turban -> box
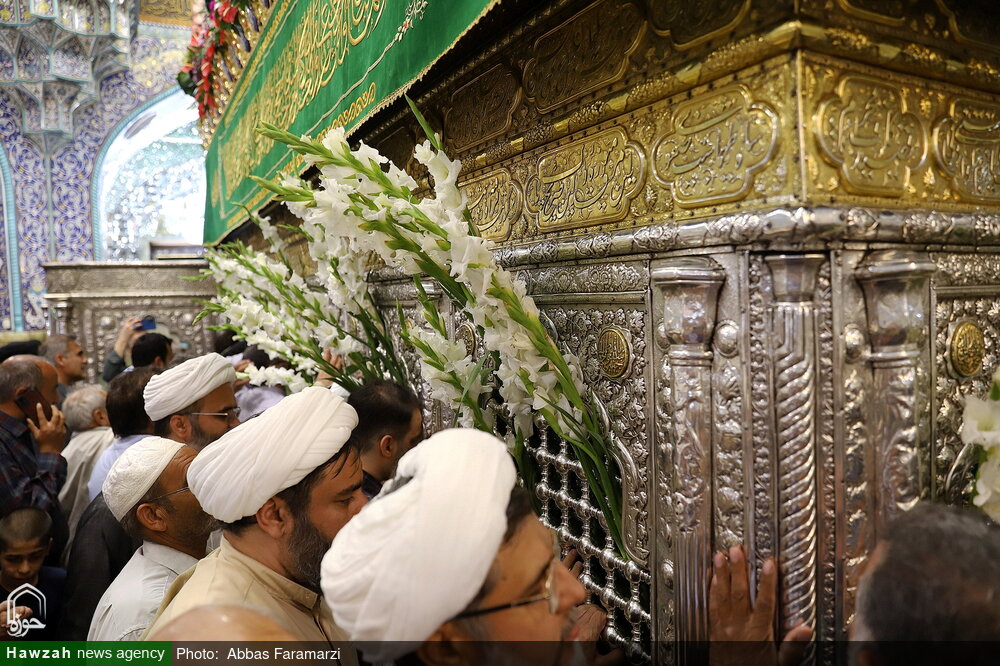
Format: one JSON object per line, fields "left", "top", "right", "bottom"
{"left": 91, "top": 437, "right": 213, "bottom": 641}
{"left": 141, "top": 386, "right": 364, "bottom": 659}
{"left": 142, "top": 352, "right": 239, "bottom": 450}
{"left": 321, "top": 429, "right": 597, "bottom": 665}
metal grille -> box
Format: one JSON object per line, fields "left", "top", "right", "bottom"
{"left": 530, "top": 427, "right": 652, "bottom": 661}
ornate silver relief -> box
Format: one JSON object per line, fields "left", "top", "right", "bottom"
{"left": 652, "top": 257, "right": 725, "bottom": 652}
{"left": 856, "top": 251, "right": 936, "bottom": 530}
{"left": 766, "top": 254, "right": 824, "bottom": 635}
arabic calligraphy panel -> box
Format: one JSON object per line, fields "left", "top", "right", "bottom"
{"left": 652, "top": 84, "right": 779, "bottom": 207}
{"left": 813, "top": 73, "right": 927, "bottom": 197}
{"left": 933, "top": 98, "right": 1000, "bottom": 203}
{"left": 447, "top": 63, "right": 521, "bottom": 153}
{"left": 463, "top": 168, "right": 523, "bottom": 241}
{"left": 524, "top": 127, "right": 645, "bottom": 232}
{"left": 522, "top": 0, "right": 644, "bottom": 114}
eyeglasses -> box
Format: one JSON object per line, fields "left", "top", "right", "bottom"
{"left": 146, "top": 486, "right": 190, "bottom": 503}
{"left": 454, "top": 532, "right": 561, "bottom": 619}
{"left": 187, "top": 407, "right": 241, "bottom": 421}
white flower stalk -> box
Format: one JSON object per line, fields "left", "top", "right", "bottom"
{"left": 253, "top": 109, "right": 626, "bottom": 555}
{"left": 961, "top": 372, "right": 1000, "bottom": 523}
{"left": 246, "top": 364, "right": 309, "bottom": 394}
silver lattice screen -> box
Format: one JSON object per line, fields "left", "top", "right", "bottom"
{"left": 531, "top": 428, "right": 652, "bottom": 660}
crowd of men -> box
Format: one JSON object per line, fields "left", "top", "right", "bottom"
{"left": 1, "top": 320, "right": 999, "bottom": 665}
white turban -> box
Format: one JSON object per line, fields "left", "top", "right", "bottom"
{"left": 187, "top": 386, "right": 358, "bottom": 522}
{"left": 143, "top": 352, "right": 236, "bottom": 421}
{"left": 103, "top": 437, "right": 185, "bottom": 521}
{"left": 321, "top": 428, "right": 516, "bottom": 660}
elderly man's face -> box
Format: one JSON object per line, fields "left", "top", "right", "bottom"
{"left": 60, "top": 339, "right": 88, "bottom": 383}
{"left": 153, "top": 446, "right": 214, "bottom": 540}
{"left": 464, "top": 516, "right": 586, "bottom": 652}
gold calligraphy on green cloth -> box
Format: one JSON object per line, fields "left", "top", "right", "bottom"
{"left": 204, "top": 0, "right": 498, "bottom": 243}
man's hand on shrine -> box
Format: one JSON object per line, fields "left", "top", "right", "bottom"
{"left": 709, "top": 544, "right": 813, "bottom": 666}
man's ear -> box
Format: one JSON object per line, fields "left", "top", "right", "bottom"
{"left": 417, "top": 623, "right": 472, "bottom": 666}
{"left": 378, "top": 434, "right": 395, "bottom": 460}
{"left": 41, "top": 537, "right": 52, "bottom": 557}
{"left": 54, "top": 353, "right": 67, "bottom": 369}
{"left": 136, "top": 503, "right": 169, "bottom": 533}
{"left": 255, "top": 497, "right": 292, "bottom": 539}
{"left": 168, "top": 414, "right": 191, "bottom": 442}
{"left": 152, "top": 357, "right": 166, "bottom": 369}
{"left": 93, "top": 408, "right": 110, "bottom": 427}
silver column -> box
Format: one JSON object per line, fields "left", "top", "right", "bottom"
{"left": 856, "top": 251, "right": 936, "bottom": 531}
{"left": 652, "top": 256, "right": 725, "bottom": 657}
{"left": 766, "top": 254, "right": 824, "bottom": 635}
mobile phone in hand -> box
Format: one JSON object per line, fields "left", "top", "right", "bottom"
{"left": 15, "top": 389, "right": 53, "bottom": 426}
{"left": 139, "top": 315, "right": 156, "bottom": 331}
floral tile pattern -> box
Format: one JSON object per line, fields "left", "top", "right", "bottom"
{"left": 0, "top": 31, "right": 186, "bottom": 331}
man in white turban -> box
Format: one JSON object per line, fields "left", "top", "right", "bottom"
{"left": 322, "top": 429, "right": 604, "bottom": 666}
{"left": 88, "top": 437, "right": 213, "bottom": 641}
{"left": 142, "top": 352, "right": 239, "bottom": 449}
{"left": 142, "top": 386, "right": 364, "bottom": 656}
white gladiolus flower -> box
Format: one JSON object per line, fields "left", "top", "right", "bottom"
{"left": 386, "top": 163, "right": 418, "bottom": 190}
{"left": 974, "top": 452, "right": 1000, "bottom": 523}
{"left": 352, "top": 141, "right": 388, "bottom": 167}
{"left": 322, "top": 127, "right": 347, "bottom": 153}
{"left": 961, "top": 395, "right": 1000, "bottom": 450}
{"left": 246, "top": 365, "right": 308, "bottom": 394}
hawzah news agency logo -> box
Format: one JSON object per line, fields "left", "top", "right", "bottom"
{"left": 4, "top": 583, "right": 46, "bottom": 638}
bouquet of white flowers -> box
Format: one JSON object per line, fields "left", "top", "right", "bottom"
{"left": 250, "top": 99, "right": 626, "bottom": 554}
{"left": 960, "top": 367, "right": 1000, "bottom": 522}
{"left": 196, "top": 212, "right": 412, "bottom": 394}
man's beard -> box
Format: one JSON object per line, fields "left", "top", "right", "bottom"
{"left": 287, "top": 516, "right": 330, "bottom": 592}
{"left": 188, "top": 419, "right": 218, "bottom": 451}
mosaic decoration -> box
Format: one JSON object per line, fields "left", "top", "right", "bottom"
{"left": 0, "top": 87, "right": 48, "bottom": 330}
{"left": 0, "top": 29, "right": 186, "bottom": 330}
{"left": 0, "top": 168, "right": 9, "bottom": 329}
{"left": 0, "top": 0, "right": 136, "bottom": 149}
{"left": 102, "top": 121, "right": 205, "bottom": 260}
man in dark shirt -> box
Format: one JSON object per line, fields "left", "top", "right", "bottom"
{"left": 347, "top": 380, "right": 424, "bottom": 499}
{"left": 57, "top": 368, "right": 157, "bottom": 640}
{"left": 57, "top": 493, "right": 140, "bottom": 639}
{"left": 0, "top": 357, "right": 69, "bottom": 563}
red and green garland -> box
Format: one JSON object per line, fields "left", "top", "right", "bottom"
{"left": 178, "top": 0, "right": 258, "bottom": 118}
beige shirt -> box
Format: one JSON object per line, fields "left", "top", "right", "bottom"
{"left": 142, "top": 537, "right": 354, "bottom": 659}
{"left": 58, "top": 426, "right": 115, "bottom": 564}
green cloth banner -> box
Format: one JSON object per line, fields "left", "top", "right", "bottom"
{"left": 204, "top": 0, "right": 498, "bottom": 243}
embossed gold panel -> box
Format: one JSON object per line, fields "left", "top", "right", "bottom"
{"left": 454, "top": 56, "right": 796, "bottom": 245}
{"left": 933, "top": 98, "right": 1000, "bottom": 203}
{"left": 522, "top": 0, "right": 645, "bottom": 114}
{"left": 525, "top": 127, "right": 645, "bottom": 232}
{"left": 654, "top": 84, "right": 779, "bottom": 206}
{"left": 464, "top": 169, "right": 523, "bottom": 241}
{"left": 597, "top": 326, "right": 632, "bottom": 378}
{"left": 803, "top": 52, "right": 1000, "bottom": 210}
{"left": 948, "top": 320, "right": 985, "bottom": 378}
{"left": 647, "top": 0, "right": 750, "bottom": 46}
{"left": 814, "top": 74, "right": 926, "bottom": 197}
{"left": 447, "top": 64, "right": 521, "bottom": 152}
